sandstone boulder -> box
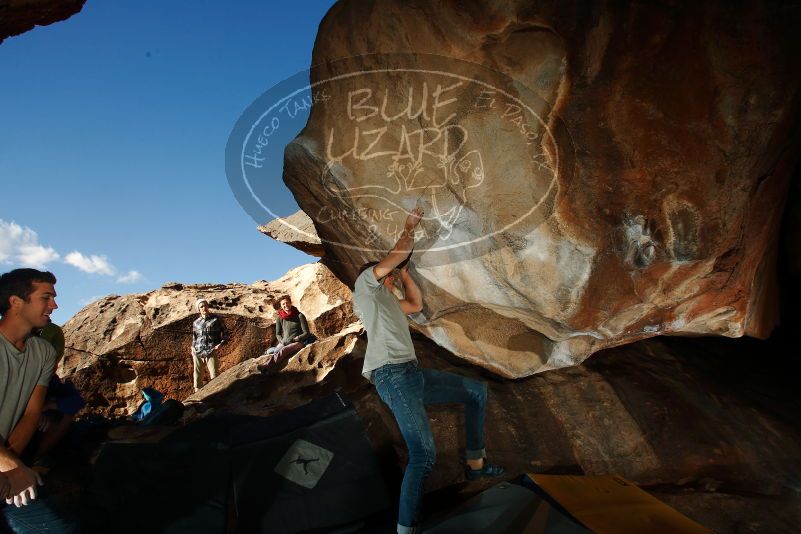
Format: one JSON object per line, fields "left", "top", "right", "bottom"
{"left": 270, "top": 0, "right": 801, "bottom": 378}
{"left": 258, "top": 210, "right": 324, "bottom": 257}
{"left": 183, "top": 322, "right": 364, "bottom": 413}
{"left": 0, "top": 0, "right": 86, "bottom": 44}
{"left": 61, "top": 262, "right": 356, "bottom": 416}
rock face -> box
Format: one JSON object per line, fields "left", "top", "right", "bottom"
{"left": 274, "top": 0, "right": 801, "bottom": 378}
{"left": 185, "top": 322, "right": 364, "bottom": 410}
{"left": 0, "top": 0, "right": 86, "bottom": 45}
{"left": 258, "top": 210, "right": 324, "bottom": 257}
{"left": 61, "top": 263, "right": 356, "bottom": 416}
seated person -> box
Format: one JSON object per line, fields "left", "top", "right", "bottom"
{"left": 259, "top": 296, "right": 313, "bottom": 371}
{"left": 0, "top": 269, "right": 76, "bottom": 532}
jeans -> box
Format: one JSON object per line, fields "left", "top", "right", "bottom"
{"left": 265, "top": 341, "right": 304, "bottom": 365}
{"left": 373, "top": 362, "right": 488, "bottom": 532}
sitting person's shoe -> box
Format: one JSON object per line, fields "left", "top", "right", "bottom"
{"left": 465, "top": 460, "right": 506, "bottom": 480}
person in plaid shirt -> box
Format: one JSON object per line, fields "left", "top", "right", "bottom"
{"left": 191, "top": 299, "right": 226, "bottom": 392}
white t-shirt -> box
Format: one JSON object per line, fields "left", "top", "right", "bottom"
{"left": 352, "top": 268, "right": 417, "bottom": 382}
{"left": 0, "top": 333, "right": 55, "bottom": 441}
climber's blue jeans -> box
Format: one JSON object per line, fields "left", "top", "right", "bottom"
{"left": 373, "top": 362, "right": 488, "bottom": 533}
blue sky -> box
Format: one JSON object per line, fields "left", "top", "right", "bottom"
{"left": 0, "top": 1, "right": 336, "bottom": 323}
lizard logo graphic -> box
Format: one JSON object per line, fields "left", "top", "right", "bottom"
{"left": 226, "top": 53, "right": 571, "bottom": 267}
{"left": 321, "top": 126, "right": 485, "bottom": 242}
{"left": 289, "top": 455, "right": 320, "bottom": 475}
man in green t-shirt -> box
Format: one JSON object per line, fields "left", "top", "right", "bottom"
{"left": 0, "top": 269, "right": 57, "bottom": 508}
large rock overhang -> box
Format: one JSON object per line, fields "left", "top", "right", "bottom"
{"left": 263, "top": 1, "right": 801, "bottom": 378}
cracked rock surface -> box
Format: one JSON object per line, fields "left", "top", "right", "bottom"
{"left": 276, "top": 0, "right": 801, "bottom": 377}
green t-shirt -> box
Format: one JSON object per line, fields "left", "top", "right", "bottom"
{"left": 38, "top": 322, "right": 65, "bottom": 362}
{"left": 0, "top": 333, "right": 56, "bottom": 441}
{"left": 352, "top": 268, "right": 417, "bottom": 382}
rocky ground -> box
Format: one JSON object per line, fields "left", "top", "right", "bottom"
{"left": 49, "top": 264, "right": 801, "bottom": 532}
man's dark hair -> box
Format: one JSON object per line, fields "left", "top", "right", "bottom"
{"left": 0, "top": 268, "right": 57, "bottom": 316}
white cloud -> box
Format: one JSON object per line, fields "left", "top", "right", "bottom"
{"left": 17, "top": 244, "right": 61, "bottom": 268}
{"left": 2, "top": 220, "right": 142, "bottom": 284}
{"left": 64, "top": 251, "right": 116, "bottom": 276}
{"left": 116, "top": 270, "right": 143, "bottom": 284}
{"left": 65, "top": 252, "right": 143, "bottom": 284}
{"left": 0, "top": 220, "right": 61, "bottom": 268}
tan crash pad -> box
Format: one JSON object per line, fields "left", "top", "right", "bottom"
{"left": 527, "top": 474, "right": 712, "bottom": 534}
